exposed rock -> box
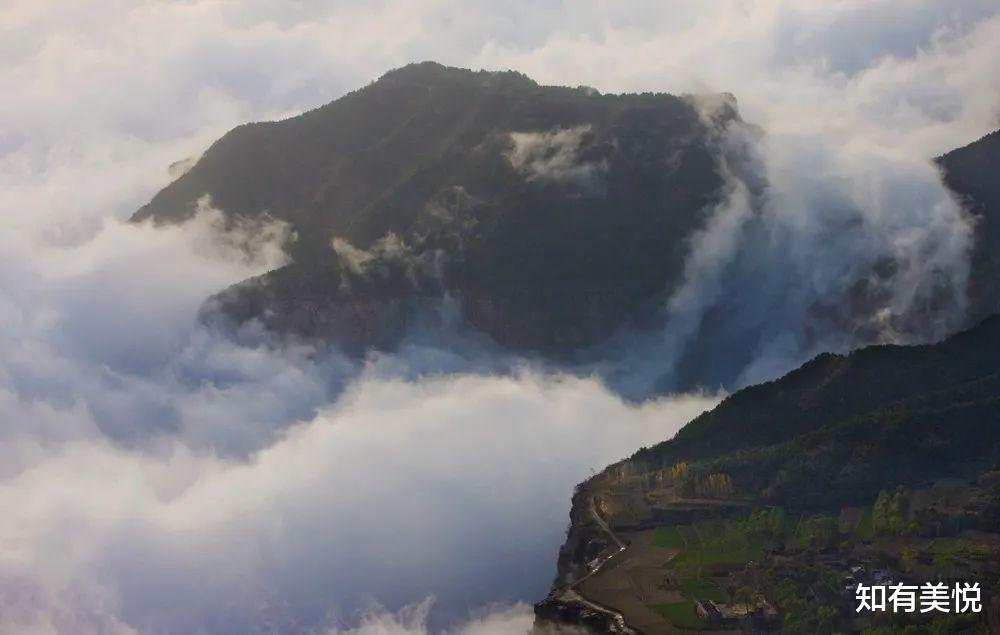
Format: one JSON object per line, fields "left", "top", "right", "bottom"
{"left": 534, "top": 589, "right": 637, "bottom": 635}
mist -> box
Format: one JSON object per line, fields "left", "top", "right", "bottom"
{"left": 2, "top": 1, "right": 999, "bottom": 633}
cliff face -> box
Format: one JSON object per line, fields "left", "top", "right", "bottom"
{"left": 134, "top": 62, "right": 736, "bottom": 355}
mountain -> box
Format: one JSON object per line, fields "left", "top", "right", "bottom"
{"left": 134, "top": 62, "right": 736, "bottom": 355}
{"left": 938, "top": 129, "right": 1000, "bottom": 327}
{"left": 134, "top": 62, "right": 1000, "bottom": 374}
{"left": 537, "top": 316, "right": 1000, "bottom": 633}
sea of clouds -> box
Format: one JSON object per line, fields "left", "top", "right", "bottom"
{"left": 2, "top": 1, "right": 999, "bottom": 633}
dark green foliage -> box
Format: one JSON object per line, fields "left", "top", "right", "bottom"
{"left": 873, "top": 488, "right": 918, "bottom": 537}
{"left": 743, "top": 507, "right": 789, "bottom": 541}
{"left": 856, "top": 506, "right": 876, "bottom": 540}
{"left": 796, "top": 514, "right": 839, "bottom": 549}
{"left": 624, "top": 315, "right": 1000, "bottom": 511}
{"left": 733, "top": 559, "right": 844, "bottom": 633}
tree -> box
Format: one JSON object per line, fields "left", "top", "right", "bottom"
{"left": 669, "top": 462, "right": 696, "bottom": 496}
{"left": 873, "top": 490, "right": 891, "bottom": 535}
{"left": 873, "top": 488, "right": 916, "bottom": 537}
{"left": 798, "top": 515, "right": 839, "bottom": 549}
{"left": 696, "top": 473, "right": 734, "bottom": 498}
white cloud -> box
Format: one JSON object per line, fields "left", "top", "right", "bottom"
{"left": 507, "top": 125, "right": 606, "bottom": 188}
{"left": 0, "top": 372, "right": 714, "bottom": 633}
{"left": 317, "top": 600, "right": 576, "bottom": 635}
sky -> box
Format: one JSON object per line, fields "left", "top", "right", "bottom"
{"left": 1, "top": 1, "right": 999, "bottom": 633}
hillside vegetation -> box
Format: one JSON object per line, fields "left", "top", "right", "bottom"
{"left": 541, "top": 316, "right": 1000, "bottom": 633}
{"left": 135, "top": 62, "right": 733, "bottom": 355}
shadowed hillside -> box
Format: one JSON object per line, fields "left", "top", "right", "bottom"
{"left": 133, "top": 62, "right": 738, "bottom": 355}
{"left": 134, "top": 62, "right": 1000, "bottom": 390}
{"left": 938, "top": 129, "right": 1000, "bottom": 327}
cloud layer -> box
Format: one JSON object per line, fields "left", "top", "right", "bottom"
{"left": 2, "top": 315, "right": 713, "bottom": 632}
{"left": 2, "top": 1, "right": 999, "bottom": 633}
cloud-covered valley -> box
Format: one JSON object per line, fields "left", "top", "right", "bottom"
{"left": 1, "top": 358, "right": 712, "bottom": 633}
{"left": 0, "top": 204, "right": 716, "bottom": 633}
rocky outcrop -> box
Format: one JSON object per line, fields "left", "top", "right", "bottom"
{"left": 552, "top": 487, "right": 613, "bottom": 586}
{"left": 534, "top": 589, "right": 637, "bottom": 635}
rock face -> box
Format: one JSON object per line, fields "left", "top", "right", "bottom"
{"left": 534, "top": 590, "right": 637, "bottom": 634}
{"left": 134, "top": 62, "right": 736, "bottom": 355}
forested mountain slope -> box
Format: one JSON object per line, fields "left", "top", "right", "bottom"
{"left": 134, "top": 62, "right": 734, "bottom": 354}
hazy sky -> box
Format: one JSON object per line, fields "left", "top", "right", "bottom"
{"left": 1, "top": 2, "right": 999, "bottom": 633}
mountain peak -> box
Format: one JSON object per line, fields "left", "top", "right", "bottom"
{"left": 377, "top": 61, "right": 532, "bottom": 83}
{"left": 134, "top": 65, "right": 736, "bottom": 360}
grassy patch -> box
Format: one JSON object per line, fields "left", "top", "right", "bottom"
{"left": 929, "top": 537, "right": 968, "bottom": 555}
{"left": 659, "top": 521, "right": 765, "bottom": 574}
{"left": 651, "top": 601, "right": 707, "bottom": 630}
{"left": 679, "top": 578, "right": 727, "bottom": 602}
{"left": 666, "top": 542, "right": 764, "bottom": 572}
{"left": 855, "top": 506, "right": 875, "bottom": 540}
{"left": 651, "top": 526, "right": 687, "bottom": 549}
